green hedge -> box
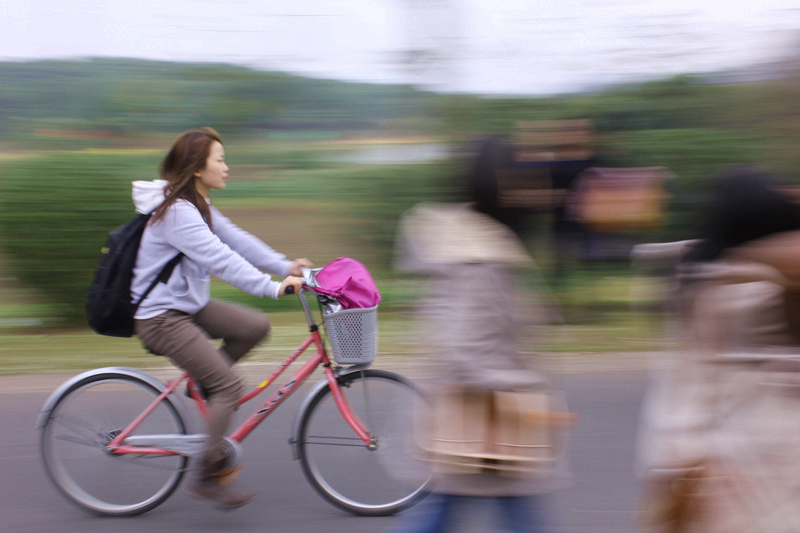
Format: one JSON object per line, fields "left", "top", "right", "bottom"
{"left": 0, "top": 151, "right": 160, "bottom": 324}
{"left": 0, "top": 147, "right": 451, "bottom": 325}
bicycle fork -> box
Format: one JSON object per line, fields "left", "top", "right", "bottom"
{"left": 323, "top": 366, "right": 376, "bottom": 450}
{"left": 288, "top": 366, "right": 378, "bottom": 459}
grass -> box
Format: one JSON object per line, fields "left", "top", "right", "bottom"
{"left": 0, "top": 303, "right": 664, "bottom": 376}
{"left": 0, "top": 230, "right": 669, "bottom": 376}
{"left": 0, "top": 310, "right": 420, "bottom": 375}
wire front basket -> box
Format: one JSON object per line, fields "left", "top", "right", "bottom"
{"left": 321, "top": 304, "right": 378, "bottom": 365}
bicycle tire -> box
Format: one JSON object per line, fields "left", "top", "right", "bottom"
{"left": 39, "top": 371, "right": 189, "bottom": 516}
{"left": 296, "top": 369, "right": 431, "bottom": 516}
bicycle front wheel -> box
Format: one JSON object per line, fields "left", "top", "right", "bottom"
{"left": 39, "top": 372, "right": 188, "bottom": 516}
{"left": 296, "top": 369, "right": 431, "bottom": 516}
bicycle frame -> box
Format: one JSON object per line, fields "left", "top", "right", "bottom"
{"left": 106, "top": 288, "right": 374, "bottom": 458}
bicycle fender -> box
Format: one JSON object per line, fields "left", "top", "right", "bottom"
{"left": 35, "top": 366, "right": 191, "bottom": 430}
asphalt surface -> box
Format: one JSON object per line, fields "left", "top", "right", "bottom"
{"left": 0, "top": 363, "right": 650, "bottom": 533}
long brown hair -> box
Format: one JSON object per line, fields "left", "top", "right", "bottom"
{"left": 150, "top": 127, "right": 221, "bottom": 230}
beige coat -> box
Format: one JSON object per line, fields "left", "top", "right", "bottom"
{"left": 395, "top": 203, "right": 568, "bottom": 497}
{"left": 638, "top": 242, "right": 800, "bottom": 532}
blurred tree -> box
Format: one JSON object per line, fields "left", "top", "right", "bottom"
{"left": 0, "top": 59, "right": 432, "bottom": 139}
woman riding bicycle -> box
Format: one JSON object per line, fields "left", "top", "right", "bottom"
{"left": 131, "top": 127, "right": 311, "bottom": 508}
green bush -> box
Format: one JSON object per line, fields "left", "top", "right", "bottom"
{"left": 0, "top": 147, "right": 449, "bottom": 325}
{"left": 0, "top": 151, "right": 160, "bottom": 324}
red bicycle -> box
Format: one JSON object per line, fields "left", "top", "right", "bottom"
{"left": 37, "top": 268, "right": 429, "bottom": 517}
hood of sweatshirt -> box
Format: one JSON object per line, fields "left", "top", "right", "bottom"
{"left": 132, "top": 179, "right": 168, "bottom": 214}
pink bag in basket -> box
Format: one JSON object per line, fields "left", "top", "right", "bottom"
{"left": 311, "top": 258, "right": 382, "bottom": 309}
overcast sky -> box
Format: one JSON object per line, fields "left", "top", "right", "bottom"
{"left": 2, "top": 0, "right": 800, "bottom": 94}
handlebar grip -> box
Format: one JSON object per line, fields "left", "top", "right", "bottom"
{"left": 285, "top": 285, "right": 295, "bottom": 295}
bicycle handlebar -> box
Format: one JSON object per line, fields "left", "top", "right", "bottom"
{"left": 288, "top": 266, "right": 323, "bottom": 326}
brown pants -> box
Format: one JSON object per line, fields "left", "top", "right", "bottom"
{"left": 135, "top": 300, "right": 271, "bottom": 466}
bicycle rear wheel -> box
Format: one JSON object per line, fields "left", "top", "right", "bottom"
{"left": 39, "top": 371, "right": 188, "bottom": 516}
{"left": 296, "top": 369, "right": 431, "bottom": 516}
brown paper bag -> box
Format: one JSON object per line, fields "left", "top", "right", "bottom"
{"left": 414, "top": 389, "right": 575, "bottom": 477}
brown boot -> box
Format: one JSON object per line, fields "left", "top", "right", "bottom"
{"left": 187, "top": 459, "right": 257, "bottom": 509}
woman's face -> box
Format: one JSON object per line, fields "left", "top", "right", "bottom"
{"left": 194, "top": 141, "right": 228, "bottom": 198}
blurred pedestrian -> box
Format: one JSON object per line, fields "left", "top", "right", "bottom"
{"left": 637, "top": 167, "right": 800, "bottom": 533}
{"left": 390, "top": 138, "right": 570, "bottom": 533}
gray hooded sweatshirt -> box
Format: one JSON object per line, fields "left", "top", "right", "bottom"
{"left": 130, "top": 180, "right": 292, "bottom": 319}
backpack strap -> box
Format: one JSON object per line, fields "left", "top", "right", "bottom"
{"left": 133, "top": 252, "right": 184, "bottom": 309}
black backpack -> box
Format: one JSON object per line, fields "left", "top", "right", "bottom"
{"left": 86, "top": 213, "right": 183, "bottom": 337}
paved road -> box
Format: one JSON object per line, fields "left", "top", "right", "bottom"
{"left": 0, "top": 366, "right": 649, "bottom": 533}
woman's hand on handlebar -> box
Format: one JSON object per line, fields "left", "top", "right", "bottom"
{"left": 290, "top": 258, "right": 314, "bottom": 277}
{"left": 279, "top": 276, "right": 303, "bottom": 297}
